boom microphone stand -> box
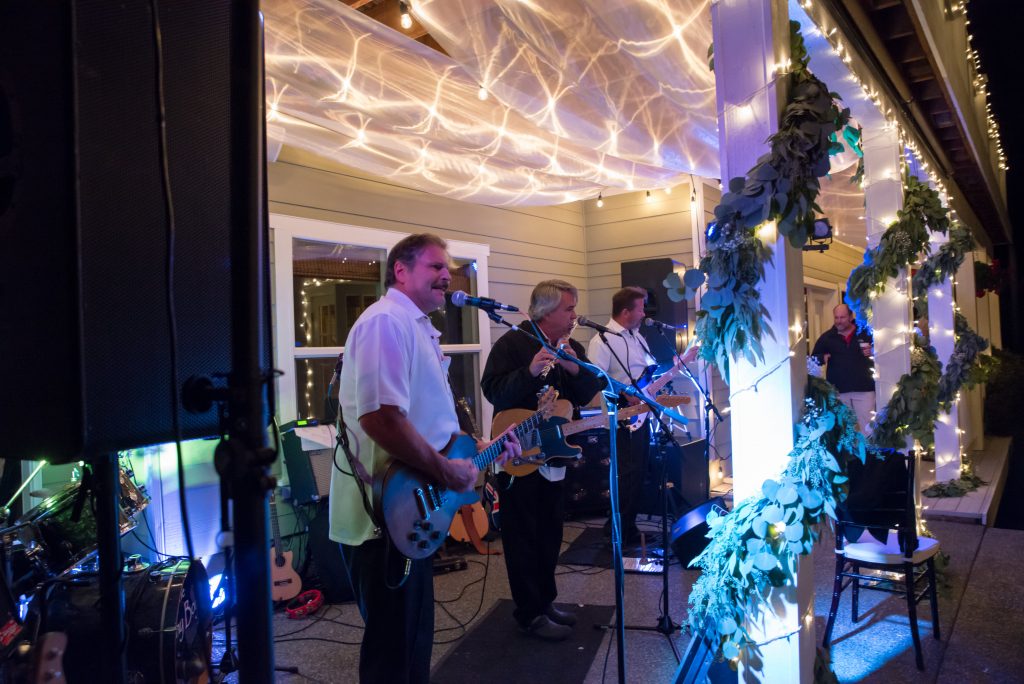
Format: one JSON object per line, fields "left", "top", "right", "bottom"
{"left": 543, "top": 341, "right": 689, "bottom": 684}
{"left": 654, "top": 328, "right": 724, "bottom": 507}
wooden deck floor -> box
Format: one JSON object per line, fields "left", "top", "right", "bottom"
{"left": 920, "top": 435, "right": 1012, "bottom": 525}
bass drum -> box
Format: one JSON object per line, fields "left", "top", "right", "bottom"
{"left": 44, "top": 559, "right": 212, "bottom": 684}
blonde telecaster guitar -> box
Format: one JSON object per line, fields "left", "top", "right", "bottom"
{"left": 492, "top": 395, "right": 690, "bottom": 477}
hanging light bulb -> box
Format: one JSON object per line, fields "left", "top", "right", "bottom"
{"left": 399, "top": 1, "right": 413, "bottom": 29}
{"left": 596, "top": 192, "right": 604, "bottom": 208}
{"left": 646, "top": 190, "right": 652, "bottom": 202}
{"left": 477, "top": 85, "right": 488, "bottom": 101}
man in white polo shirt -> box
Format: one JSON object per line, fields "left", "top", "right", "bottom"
{"left": 330, "top": 234, "right": 520, "bottom": 683}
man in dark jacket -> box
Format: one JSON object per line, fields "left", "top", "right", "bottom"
{"left": 482, "top": 279, "right": 602, "bottom": 641}
{"left": 811, "top": 303, "right": 876, "bottom": 433}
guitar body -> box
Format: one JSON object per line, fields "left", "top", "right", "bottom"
{"left": 269, "top": 492, "right": 302, "bottom": 602}
{"left": 378, "top": 433, "right": 480, "bottom": 560}
{"left": 270, "top": 548, "right": 301, "bottom": 602}
{"left": 492, "top": 400, "right": 581, "bottom": 477}
{"left": 448, "top": 502, "right": 489, "bottom": 543}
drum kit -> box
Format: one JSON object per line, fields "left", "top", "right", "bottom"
{"left": 0, "top": 468, "right": 213, "bottom": 683}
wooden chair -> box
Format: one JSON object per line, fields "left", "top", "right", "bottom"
{"left": 822, "top": 449, "right": 940, "bottom": 670}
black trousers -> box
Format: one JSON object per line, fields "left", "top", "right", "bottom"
{"left": 498, "top": 470, "right": 565, "bottom": 627}
{"left": 607, "top": 421, "right": 651, "bottom": 536}
{"left": 339, "top": 538, "right": 433, "bottom": 684}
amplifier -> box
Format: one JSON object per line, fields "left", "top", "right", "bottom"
{"left": 563, "top": 429, "right": 611, "bottom": 517}
{"left": 281, "top": 422, "right": 334, "bottom": 504}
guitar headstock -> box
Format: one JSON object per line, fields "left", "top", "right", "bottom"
{"left": 536, "top": 386, "right": 559, "bottom": 420}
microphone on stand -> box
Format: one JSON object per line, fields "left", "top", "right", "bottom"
{"left": 643, "top": 318, "right": 678, "bottom": 331}
{"left": 576, "top": 316, "right": 622, "bottom": 337}
{"left": 449, "top": 290, "right": 519, "bottom": 312}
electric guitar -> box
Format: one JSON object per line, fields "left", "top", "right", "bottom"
{"left": 493, "top": 395, "right": 690, "bottom": 477}
{"left": 627, "top": 356, "right": 689, "bottom": 431}
{"left": 269, "top": 491, "right": 302, "bottom": 602}
{"left": 377, "top": 388, "right": 558, "bottom": 560}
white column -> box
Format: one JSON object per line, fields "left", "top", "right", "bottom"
{"left": 712, "top": 1, "right": 812, "bottom": 680}
{"left": 956, "top": 250, "right": 984, "bottom": 451}
{"left": 862, "top": 126, "right": 911, "bottom": 447}
{"left": 926, "top": 195, "right": 961, "bottom": 482}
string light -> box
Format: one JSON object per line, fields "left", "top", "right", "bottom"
{"left": 646, "top": 190, "right": 653, "bottom": 202}
{"left": 596, "top": 192, "right": 604, "bottom": 208}
{"left": 399, "top": 1, "right": 413, "bottom": 30}
{"left": 477, "top": 85, "right": 488, "bottom": 101}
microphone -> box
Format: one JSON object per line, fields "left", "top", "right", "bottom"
{"left": 449, "top": 290, "right": 519, "bottom": 312}
{"left": 644, "top": 318, "right": 678, "bottom": 331}
{"left": 576, "top": 316, "right": 622, "bottom": 337}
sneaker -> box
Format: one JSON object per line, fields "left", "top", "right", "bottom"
{"left": 519, "top": 615, "right": 572, "bottom": 641}
{"left": 544, "top": 604, "right": 577, "bottom": 627}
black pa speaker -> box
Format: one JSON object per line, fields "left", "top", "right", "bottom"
{"left": 640, "top": 439, "right": 710, "bottom": 515}
{"left": 563, "top": 429, "right": 611, "bottom": 517}
{"left": 670, "top": 496, "right": 726, "bottom": 566}
{"left": 306, "top": 507, "right": 354, "bottom": 604}
{"left": 0, "top": 1, "right": 270, "bottom": 462}
{"left": 620, "top": 258, "right": 688, "bottom": 364}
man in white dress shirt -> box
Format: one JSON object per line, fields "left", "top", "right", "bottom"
{"left": 330, "top": 233, "right": 520, "bottom": 683}
{"left": 587, "top": 287, "right": 698, "bottom": 543}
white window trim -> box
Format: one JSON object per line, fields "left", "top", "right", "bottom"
{"left": 270, "top": 214, "right": 493, "bottom": 430}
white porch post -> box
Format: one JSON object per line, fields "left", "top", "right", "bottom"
{"left": 712, "top": 0, "right": 812, "bottom": 680}
{"left": 926, "top": 193, "right": 961, "bottom": 482}
{"left": 956, "top": 250, "right": 985, "bottom": 451}
{"left": 862, "top": 126, "right": 911, "bottom": 447}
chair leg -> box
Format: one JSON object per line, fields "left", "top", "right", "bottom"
{"left": 851, "top": 563, "right": 860, "bottom": 623}
{"left": 926, "top": 558, "right": 940, "bottom": 641}
{"left": 823, "top": 554, "right": 845, "bottom": 648}
{"left": 905, "top": 562, "right": 924, "bottom": 670}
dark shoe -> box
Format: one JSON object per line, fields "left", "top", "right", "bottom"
{"left": 519, "top": 615, "right": 572, "bottom": 641}
{"left": 545, "top": 604, "right": 577, "bottom": 627}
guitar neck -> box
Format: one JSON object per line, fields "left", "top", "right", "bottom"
{"left": 559, "top": 396, "right": 689, "bottom": 438}
{"left": 269, "top": 492, "right": 283, "bottom": 550}
{"left": 472, "top": 408, "right": 547, "bottom": 471}
{"left": 644, "top": 361, "right": 685, "bottom": 396}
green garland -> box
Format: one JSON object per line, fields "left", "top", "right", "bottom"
{"left": 845, "top": 174, "right": 950, "bottom": 329}
{"left": 937, "top": 312, "right": 996, "bottom": 408}
{"left": 912, "top": 223, "right": 975, "bottom": 295}
{"left": 664, "top": 21, "right": 850, "bottom": 383}
{"left": 869, "top": 335, "right": 942, "bottom": 449}
{"left": 687, "top": 376, "right": 870, "bottom": 665}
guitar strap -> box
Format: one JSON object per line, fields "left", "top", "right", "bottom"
{"left": 334, "top": 394, "right": 382, "bottom": 534}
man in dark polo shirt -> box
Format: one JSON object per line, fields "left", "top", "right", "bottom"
{"left": 811, "top": 303, "right": 876, "bottom": 434}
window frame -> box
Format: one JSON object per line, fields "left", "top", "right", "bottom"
{"left": 270, "top": 214, "right": 493, "bottom": 431}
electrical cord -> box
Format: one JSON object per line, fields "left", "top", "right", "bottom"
{"left": 149, "top": 0, "right": 193, "bottom": 562}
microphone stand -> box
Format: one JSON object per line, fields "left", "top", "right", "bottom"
{"left": 655, "top": 329, "right": 724, "bottom": 509}
{"left": 544, "top": 342, "right": 688, "bottom": 684}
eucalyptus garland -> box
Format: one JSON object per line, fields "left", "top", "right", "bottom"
{"left": 937, "top": 312, "right": 996, "bottom": 408}
{"left": 664, "top": 21, "right": 850, "bottom": 382}
{"left": 687, "top": 376, "right": 870, "bottom": 664}
{"left": 845, "top": 174, "right": 951, "bottom": 329}
{"left": 912, "top": 222, "right": 975, "bottom": 294}
{"left": 869, "top": 335, "right": 942, "bottom": 449}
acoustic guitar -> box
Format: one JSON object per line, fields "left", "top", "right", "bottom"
{"left": 376, "top": 388, "right": 558, "bottom": 560}
{"left": 493, "top": 395, "right": 690, "bottom": 477}
{"left": 448, "top": 398, "right": 500, "bottom": 554}
{"left": 269, "top": 491, "right": 302, "bottom": 602}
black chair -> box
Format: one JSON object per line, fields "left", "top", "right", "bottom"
{"left": 822, "top": 449, "right": 940, "bottom": 670}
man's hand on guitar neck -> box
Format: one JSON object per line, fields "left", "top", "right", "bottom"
{"left": 476, "top": 425, "right": 523, "bottom": 469}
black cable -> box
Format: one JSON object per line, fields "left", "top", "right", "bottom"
{"left": 148, "top": 0, "right": 193, "bottom": 561}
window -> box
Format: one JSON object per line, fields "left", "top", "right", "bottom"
{"left": 271, "top": 216, "right": 493, "bottom": 431}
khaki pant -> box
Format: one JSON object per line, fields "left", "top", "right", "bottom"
{"left": 839, "top": 391, "right": 876, "bottom": 435}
